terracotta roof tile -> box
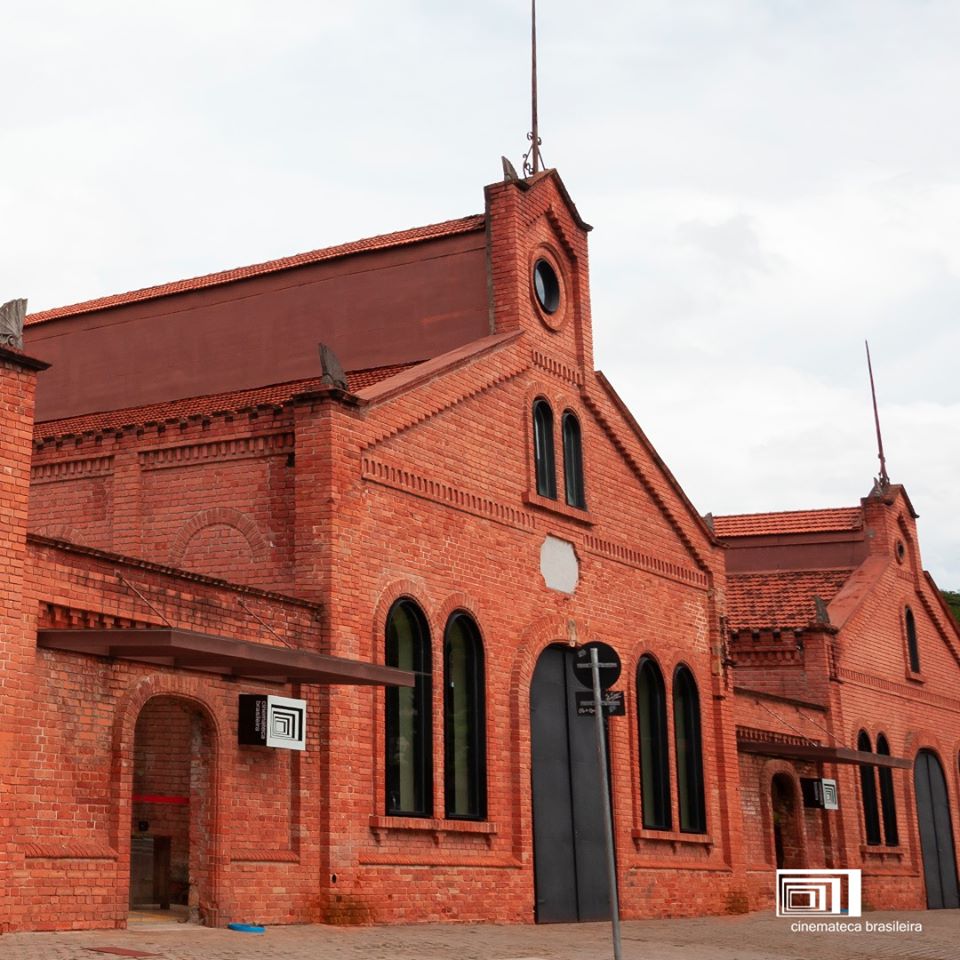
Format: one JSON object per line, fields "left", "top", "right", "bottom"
{"left": 34, "top": 362, "right": 418, "bottom": 439}
{"left": 714, "top": 507, "right": 862, "bottom": 538}
{"left": 726, "top": 569, "right": 854, "bottom": 631}
{"left": 25, "top": 215, "right": 486, "bottom": 326}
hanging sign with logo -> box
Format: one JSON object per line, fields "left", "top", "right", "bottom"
{"left": 238, "top": 694, "right": 307, "bottom": 750}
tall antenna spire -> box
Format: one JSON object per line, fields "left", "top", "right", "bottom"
{"left": 523, "top": 0, "right": 544, "bottom": 177}
{"left": 865, "top": 340, "right": 890, "bottom": 488}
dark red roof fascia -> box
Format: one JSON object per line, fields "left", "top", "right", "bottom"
{"left": 25, "top": 215, "right": 486, "bottom": 326}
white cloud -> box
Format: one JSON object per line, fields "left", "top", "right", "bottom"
{"left": 3, "top": 1, "right": 959, "bottom": 587}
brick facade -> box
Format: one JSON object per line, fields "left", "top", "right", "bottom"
{"left": 2, "top": 170, "right": 958, "bottom": 932}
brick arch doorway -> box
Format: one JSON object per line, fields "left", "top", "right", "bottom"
{"left": 529, "top": 644, "right": 612, "bottom": 923}
{"left": 129, "top": 696, "right": 216, "bottom": 924}
{"left": 770, "top": 773, "right": 804, "bottom": 869}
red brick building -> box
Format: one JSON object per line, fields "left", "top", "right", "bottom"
{"left": 1, "top": 169, "right": 957, "bottom": 931}
{"left": 717, "top": 489, "right": 960, "bottom": 913}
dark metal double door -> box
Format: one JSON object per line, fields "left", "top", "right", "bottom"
{"left": 530, "top": 645, "right": 612, "bottom": 923}
{"left": 914, "top": 750, "right": 960, "bottom": 909}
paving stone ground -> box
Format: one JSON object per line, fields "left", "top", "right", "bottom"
{"left": 1, "top": 911, "right": 957, "bottom": 960}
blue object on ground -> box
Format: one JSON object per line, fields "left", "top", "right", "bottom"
{"left": 227, "top": 922, "right": 265, "bottom": 934}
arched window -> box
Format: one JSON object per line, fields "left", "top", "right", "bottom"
{"left": 533, "top": 399, "right": 557, "bottom": 499}
{"left": 637, "top": 657, "right": 671, "bottom": 829}
{"left": 673, "top": 666, "right": 706, "bottom": 833}
{"left": 857, "top": 730, "right": 882, "bottom": 845}
{"left": 905, "top": 607, "right": 920, "bottom": 673}
{"left": 444, "top": 613, "right": 486, "bottom": 820}
{"left": 562, "top": 411, "right": 586, "bottom": 509}
{"left": 876, "top": 734, "right": 899, "bottom": 846}
{"left": 385, "top": 600, "right": 432, "bottom": 817}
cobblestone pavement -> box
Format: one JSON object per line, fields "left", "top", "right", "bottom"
{"left": 1, "top": 911, "right": 957, "bottom": 960}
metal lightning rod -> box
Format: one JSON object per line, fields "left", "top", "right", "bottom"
{"left": 524, "top": 0, "right": 544, "bottom": 176}
{"left": 865, "top": 340, "right": 890, "bottom": 488}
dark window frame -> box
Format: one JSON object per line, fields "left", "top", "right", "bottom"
{"left": 905, "top": 606, "right": 921, "bottom": 673}
{"left": 533, "top": 399, "right": 557, "bottom": 500}
{"left": 443, "top": 612, "right": 487, "bottom": 821}
{"left": 637, "top": 656, "right": 671, "bottom": 830}
{"left": 857, "top": 730, "right": 882, "bottom": 845}
{"left": 876, "top": 734, "right": 899, "bottom": 846}
{"left": 673, "top": 665, "right": 707, "bottom": 834}
{"left": 384, "top": 599, "right": 433, "bottom": 818}
{"left": 561, "top": 410, "right": 586, "bottom": 510}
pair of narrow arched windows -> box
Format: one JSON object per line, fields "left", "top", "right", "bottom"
{"left": 858, "top": 730, "right": 899, "bottom": 846}
{"left": 384, "top": 600, "right": 486, "bottom": 820}
{"left": 532, "top": 399, "right": 586, "bottom": 509}
{"left": 636, "top": 658, "right": 706, "bottom": 833}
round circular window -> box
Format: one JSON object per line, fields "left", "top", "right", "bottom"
{"left": 533, "top": 259, "right": 561, "bottom": 314}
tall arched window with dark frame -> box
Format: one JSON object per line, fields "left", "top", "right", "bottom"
{"left": 637, "top": 656, "right": 671, "bottom": 830}
{"left": 443, "top": 612, "right": 487, "bottom": 820}
{"left": 875, "top": 734, "right": 899, "bottom": 846}
{"left": 562, "top": 410, "right": 586, "bottom": 509}
{"left": 532, "top": 399, "right": 557, "bottom": 499}
{"left": 673, "top": 665, "right": 706, "bottom": 833}
{"left": 905, "top": 606, "right": 920, "bottom": 673}
{"left": 385, "top": 599, "right": 432, "bottom": 817}
{"left": 857, "top": 730, "right": 882, "bottom": 845}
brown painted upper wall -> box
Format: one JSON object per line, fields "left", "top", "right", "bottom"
{"left": 26, "top": 230, "right": 490, "bottom": 422}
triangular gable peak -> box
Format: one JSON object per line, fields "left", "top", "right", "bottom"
{"left": 485, "top": 169, "right": 595, "bottom": 379}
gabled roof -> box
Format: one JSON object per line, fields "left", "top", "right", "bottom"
{"left": 726, "top": 569, "right": 854, "bottom": 631}
{"left": 25, "top": 215, "right": 486, "bottom": 326}
{"left": 714, "top": 507, "right": 863, "bottom": 538}
{"left": 34, "top": 362, "right": 418, "bottom": 440}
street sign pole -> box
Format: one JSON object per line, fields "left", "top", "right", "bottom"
{"left": 590, "top": 646, "right": 623, "bottom": 960}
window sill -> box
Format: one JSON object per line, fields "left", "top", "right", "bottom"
{"left": 523, "top": 490, "right": 594, "bottom": 526}
{"left": 369, "top": 815, "right": 497, "bottom": 846}
{"left": 860, "top": 844, "right": 904, "bottom": 861}
{"left": 904, "top": 668, "right": 925, "bottom": 683}
{"left": 632, "top": 828, "right": 713, "bottom": 850}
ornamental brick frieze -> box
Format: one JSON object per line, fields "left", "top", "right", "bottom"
{"left": 582, "top": 533, "right": 708, "bottom": 590}
{"left": 138, "top": 432, "right": 295, "bottom": 471}
{"left": 361, "top": 455, "right": 536, "bottom": 531}
{"left": 530, "top": 348, "right": 583, "bottom": 388}
{"left": 30, "top": 455, "right": 114, "bottom": 484}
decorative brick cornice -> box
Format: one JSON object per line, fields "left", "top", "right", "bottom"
{"left": 138, "top": 432, "right": 294, "bottom": 471}
{"left": 583, "top": 533, "right": 709, "bottom": 590}
{"left": 31, "top": 455, "right": 114, "bottom": 484}
{"left": 362, "top": 455, "right": 535, "bottom": 531}
{"left": 736, "top": 725, "right": 821, "bottom": 748}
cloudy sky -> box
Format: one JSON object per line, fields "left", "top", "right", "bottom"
{"left": 4, "top": 1, "right": 959, "bottom": 587}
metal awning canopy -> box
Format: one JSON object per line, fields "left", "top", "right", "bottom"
{"left": 737, "top": 738, "right": 911, "bottom": 769}
{"left": 38, "top": 628, "right": 414, "bottom": 688}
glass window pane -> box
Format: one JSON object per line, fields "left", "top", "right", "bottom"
{"left": 674, "top": 667, "right": 706, "bottom": 833}
{"left": 385, "top": 601, "right": 431, "bottom": 817}
{"left": 533, "top": 401, "right": 557, "bottom": 499}
{"left": 638, "top": 658, "right": 670, "bottom": 829}
{"left": 857, "top": 730, "right": 882, "bottom": 845}
{"left": 562, "top": 412, "right": 586, "bottom": 509}
{"left": 444, "top": 615, "right": 486, "bottom": 819}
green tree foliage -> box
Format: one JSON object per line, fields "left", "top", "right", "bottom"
{"left": 942, "top": 590, "right": 960, "bottom": 625}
